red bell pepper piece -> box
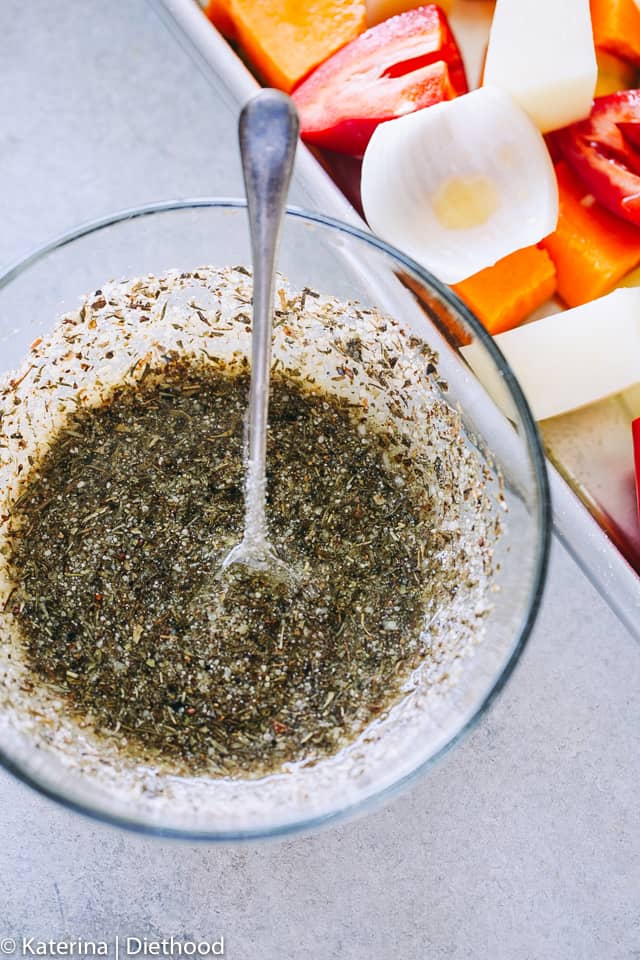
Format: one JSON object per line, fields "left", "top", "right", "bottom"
{"left": 551, "top": 91, "right": 640, "bottom": 227}
{"left": 633, "top": 417, "right": 640, "bottom": 521}
{"left": 292, "top": 5, "right": 468, "bottom": 158}
{"left": 320, "top": 150, "right": 365, "bottom": 215}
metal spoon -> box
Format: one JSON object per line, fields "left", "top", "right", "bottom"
{"left": 220, "top": 89, "right": 299, "bottom": 579}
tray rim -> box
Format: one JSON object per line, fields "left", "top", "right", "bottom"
{"left": 151, "top": 0, "right": 640, "bottom": 642}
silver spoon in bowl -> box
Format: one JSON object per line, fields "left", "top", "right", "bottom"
{"left": 220, "top": 89, "right": 299, "bottom": 581}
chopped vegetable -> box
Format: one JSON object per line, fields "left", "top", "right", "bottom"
{"left": 298, "top": 60, "right": 456, "bottom": 156}
{"left": 452, "top": 246, "right": 557, "bottom": 335}
{"left": 633, "top": 417, "right": 640, "bottom": 520}
{"left": 462, "top": 288, "right": 640, "bottom": 421}
{"left": 204, "top": 0, "right": 236, "bottom": 38}
{"left": 542, "top": 163, "right": 640, "bottom": 306}
{"left": 595, "top": 50, "right": 637, "bottom": 96}
{"left": 619, "top": 264, "right": 640, "bottom": 286}
{"left": 484, "top": 0, "right": 596, "bottom": 133}
{"left": 319, "top": 150, "right": 364, "bottom": 214}
{"left": 293, "top": 6, "right": 467, "bottom": 157}
{"left": 590, "top": 0, "right": 640, "bottom": 65}
{"left": 366, "top": 0, "right": 451, "bottom": 28}
{"left": 361, "top": 86, "right": 558, "bottom": 283}
{"left": 231, "top": 0, "right": 366, "bottom": 93}
{"left": 552, "top": 91, "right": 640, "bottom": 227}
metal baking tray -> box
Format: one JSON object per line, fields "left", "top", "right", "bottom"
{"left": 151, "top": 0, "right": 640, "bottom": 641}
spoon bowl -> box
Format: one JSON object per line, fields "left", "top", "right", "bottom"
{"left": 219, "top": 539, "right": 291, "bottom": 581}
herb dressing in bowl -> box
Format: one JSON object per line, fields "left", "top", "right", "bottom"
{"left": 11, "top": 363, "right": 457, "bottom": 778}
{"left": 0, "top": 266, "right": 498, "bottom": 821}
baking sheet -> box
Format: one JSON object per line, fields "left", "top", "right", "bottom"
{"left": 151, "top": 0, "right": 640, "bottom": 641}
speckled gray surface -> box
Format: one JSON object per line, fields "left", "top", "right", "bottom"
{"left": 1, "top": 2, "right": 639, "bottom": 958}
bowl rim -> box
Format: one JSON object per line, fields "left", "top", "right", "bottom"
{"left": 0, "top": 198, "right": 551, "bottom": 841}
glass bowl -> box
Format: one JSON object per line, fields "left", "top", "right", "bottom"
{"left": 0, "top": 200, "right": 550, "bottom": 839}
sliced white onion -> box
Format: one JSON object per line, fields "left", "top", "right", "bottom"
{"left": 361, "top": 86, "right": 558, "bottom": 284}
{"left": 462, "top": 289, "right": 640, "bottom": 422}
{"left": 484, "top": 0, "right": 596, "bottom": 133}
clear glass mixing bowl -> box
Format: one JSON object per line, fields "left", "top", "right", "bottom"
{"left": 0, "top": 201, "right": 550, "bottom": 839}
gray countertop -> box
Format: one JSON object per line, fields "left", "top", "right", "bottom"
{"left": 1, "top": 2, "right": 639, "bottom": 958}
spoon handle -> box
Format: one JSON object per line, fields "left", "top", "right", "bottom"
{"left": 239, "top": 90, "right": 299, "bottom": 544}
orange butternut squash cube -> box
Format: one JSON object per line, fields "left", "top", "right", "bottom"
{"left": 590, "top": 0, "right": 640, "bottom": 65}
{"left": 542, "top": 163, "right": 640, "bottom": 307}
{"left": 452, "top": 246, "right": 557, "bottom": 335}
{"left": 204, "top": 0, "right": 236, "bottom": 39}
{"left": 231, "top": 0, "right": 366, "bottom": 92}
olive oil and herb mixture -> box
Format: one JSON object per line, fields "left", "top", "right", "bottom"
{"left": 9, "top": 364, "right": 438, "bottom": 777}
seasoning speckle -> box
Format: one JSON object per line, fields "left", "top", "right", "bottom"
{"left": 10, "top": 366, "right": 446, "bottom": 777}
